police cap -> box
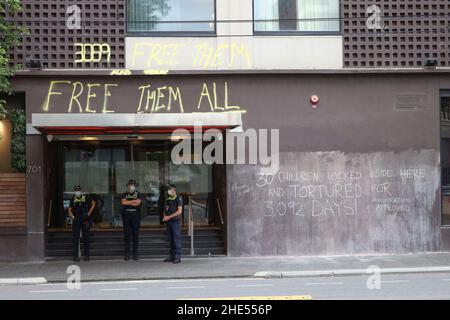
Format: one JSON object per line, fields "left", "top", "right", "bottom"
{"left": 126, "top": 179, "right": 138, "bottom": 186}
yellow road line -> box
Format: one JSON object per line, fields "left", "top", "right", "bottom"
{"left": 180, "top": 295, "right": 313, "bottom": 300}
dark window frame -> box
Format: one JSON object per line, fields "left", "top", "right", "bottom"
{"left": 440, "top": 89, "right": 450, "bottom": 227}
{"left": 126, "top": 0, "right": 217, "bottom": 37}
{"left": 252, "top": 0, "right": 343, "bottom": 36}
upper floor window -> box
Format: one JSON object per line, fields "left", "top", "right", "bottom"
{"left": 127, "top": 0, "right": 215, "bottom": 34}
{"left": 254, "top": 0, "right": 340, "bottom": 33}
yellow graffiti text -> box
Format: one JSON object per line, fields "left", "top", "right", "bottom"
{"left": 43, "top": 81, "right": 118, "bottom": 113}
{"left": 131, "top": 43, "right": 185, "bottom": 67}
{"left": 193, "top": 43, "right": 252, "bottom": 69}
{"left": 42, "top": 80, "right": 71, "bottom": 111}
{"left": 143, "top": 69, "right": 169, "bottom": 75}
{"left": 137, "top": 85, "right": 184, "bottom": 113}
{"left": 110, "top": 69, "right": 132, "bottom": 76}
{"left": 75, "top": 43, "right": 111, "bottom": 63}
{"left": 197, "top": 82, "right": 242, "bottom": 112}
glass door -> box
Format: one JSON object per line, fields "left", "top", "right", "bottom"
{"left": 53, "top": 140, "right": 216, "bottom": 230}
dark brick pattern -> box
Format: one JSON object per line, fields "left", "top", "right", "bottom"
{"left": 342, "top": 0, "right": 450, "bottom": 68}
{"left": 7, "top": 0, "right": 125, "bottom": 69}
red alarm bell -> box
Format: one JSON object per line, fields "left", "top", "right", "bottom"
{"left": 310, "top": 95, "right": 319, "bottom": 108}
{"left": 310, "top": 95, "right": 319, "bottom": 104}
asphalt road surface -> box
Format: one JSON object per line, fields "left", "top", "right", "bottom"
{"left": 1, "top": 272, "right": 450, "bottom": 300}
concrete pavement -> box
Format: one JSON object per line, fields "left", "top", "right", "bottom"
{"left": 2, "top": 273, "right": 450, "bottom": 300}
{"left": 0, "top": 252, "right": 449, "bottom": 284}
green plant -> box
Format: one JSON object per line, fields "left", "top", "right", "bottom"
{"left": 9, "top": 108, "right": 25, "bottom": 172}
{"left": 0, "top": 0, "right": 27, "bottom": 113}
{"left": 0, "top": 1, "right": 26, "bottom": 172}
{"left": 0, "top": 99, "right": 7, "bottom": 120}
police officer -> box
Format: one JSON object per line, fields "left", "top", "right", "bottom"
{"left": 67, "top": 185, "right": 95, "bottom": 262}
{"left": 121, "top": 179, "right": 143, "bottom": 261}
{"left": 162, "top": 184, "right": 183, "bottom": 264}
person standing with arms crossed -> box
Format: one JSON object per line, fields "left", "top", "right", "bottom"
{"left": 163, "top": 184, "right": 183, "bottom": 264}
{"left": 121, "top": 179, "right": 143, "bottom": 261}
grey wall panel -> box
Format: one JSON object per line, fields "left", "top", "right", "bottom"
{"left": 228, "top": 150, "right": 440, "bottom": 256}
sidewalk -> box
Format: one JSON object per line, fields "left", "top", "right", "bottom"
{"left": 0, "top": 252, "right": 450, "bottom": 284}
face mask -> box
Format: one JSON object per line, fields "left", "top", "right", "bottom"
{"left": 129, "top": 186, "right": 136, "bottom": 192}
{"left": 75, "top": 191, "right": 82, "bottom": 197}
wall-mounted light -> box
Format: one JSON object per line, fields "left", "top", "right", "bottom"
{"left": 0, "top": 120, "right": 12, "bottom": 173}
{"left": 0, "top": 121, "right": 4, "bottom": 141}
{"left": 424, "top": 59, "right": 438, "bottom": 69}
{"left": 310, "top": 95, "right": 319, "bottom": 109}
{"left": 170, "top": 135, "right": 187, "bottom": 142}
{"left": 25, "top": 57, "right": 44, "bottom": 70}
{"left": 79, "top": 136, "right": 98, "bottom": 141}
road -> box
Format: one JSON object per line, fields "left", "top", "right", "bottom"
{"left": 1, "top": 272, "right": 450, "bottom": 300}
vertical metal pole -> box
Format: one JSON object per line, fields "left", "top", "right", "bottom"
{"left": 47, "top": 199, "right": 52, "bottom": 227}
{"left": 78, "top": 228, "right": 82, "bottom": 259}
{"left": 111, "top": 194, "right": 115, "bottom": 227}
{"left": 189, "top": 195, "right": 194, "bottom": 256}
{"left": 187, "top": 195, "right": 191, "bottom": 236}
{"left": 216, "top": 198, "right": 224, "bottom": 225}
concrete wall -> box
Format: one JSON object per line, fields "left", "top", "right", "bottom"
{"left": 223, "top": 72, "right": 444, "bottom": 256}
{"left": 0, "top": 135, "right": 46, "bottom": 262}
{"left": 227, "top": 150, "right": 440, "bottom": 256}
{"left": 126, "top": 36, "right": 343, "bottom": 71}
{"left": 9, "top": 71, "right": 450, "bottom": 260}
{"left": 126, "top": 0, "right": 343, "bottom": 70}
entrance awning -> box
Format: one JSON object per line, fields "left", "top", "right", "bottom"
{"left": 31, "top": 112, "right": 243, "bottom": 136}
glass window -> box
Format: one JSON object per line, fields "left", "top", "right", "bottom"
{"left": 254, "top": 0, "right": 340, "bottom": 33}
{"left": 169, "top": 162, "right": 212, "bottom": 194}
{"left": 441, "top": 91, "right": 450, "bottom": 226}
{"left": 127, "top": 0, "right": 215, "bottom": 33}
{"left": 56, "top": 141, "right": 215, "bottom": 229}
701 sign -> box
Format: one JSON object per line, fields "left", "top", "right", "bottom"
{"left": 28, "top": 165, "right": 42, "bottom": 174}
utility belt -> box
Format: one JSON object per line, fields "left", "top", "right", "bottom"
{"left": 122, "top": 207, "right": 139, "bottom": 214}
{"left": 74, "top": 211, "right": 89, "bottom": 216}
{"left": 74, "top": 212, "right": 90, "bottom": 223}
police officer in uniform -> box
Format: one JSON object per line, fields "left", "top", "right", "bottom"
{"left": 121, "top": 180, "right": 143, "bottom": 261}
{"left": 163, "top": 184, "right": 183, "bottom": 264}
{"left": 67, "top": 185, "right": 96, "bottom": 262}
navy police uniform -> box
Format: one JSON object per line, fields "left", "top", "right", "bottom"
{"left": 121, "top": 190, "right": 143, "bottom": 260}
{"left": 165, "top": 194, "right": 183, "bottom": 262}
{"left": 69, "top": 194, "right": 92, "bottom": 260}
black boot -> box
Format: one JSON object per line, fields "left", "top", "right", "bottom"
{"left": 133, "top": 244, "right": 139, "bottom": 261}
{"left": 124, "top": 243, "right": 131, "bottom": 261}
{"left": 84, "top": 248, "right": 90, "bottom": 262}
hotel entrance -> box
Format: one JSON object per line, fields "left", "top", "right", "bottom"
{"left": 32, "top": 112, "right": 240, "bottom": 258}
{"left": 44, "top": 137, "right": 227, "bottom": 258}
{"left": 48, "top": 140, "right": 217, "bottom": 230}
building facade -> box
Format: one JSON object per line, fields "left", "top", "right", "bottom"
{"left": 1, "top": 0, "right": 450, "bottom": 261}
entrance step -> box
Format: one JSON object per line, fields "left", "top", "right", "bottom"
{"left": 46, "top": 228, "right": 226, "bottom": 259}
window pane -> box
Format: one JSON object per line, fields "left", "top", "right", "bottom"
{"left": 254, "top": 0, "right": 340, "bottom": 32}
{"left": 64, "top": 149, "right": 110, "bottom": 194}
{"left": 441, "top": 93, "right": 450, "bottom": 226}
{"left": 169, "top": 162, "right": 212, "bottom": 194}
{"left": 116, "top": 161, "right": 160, "bottom": 194}
{"left": 128, "top": 0, "right": 215, "bottom": 32}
